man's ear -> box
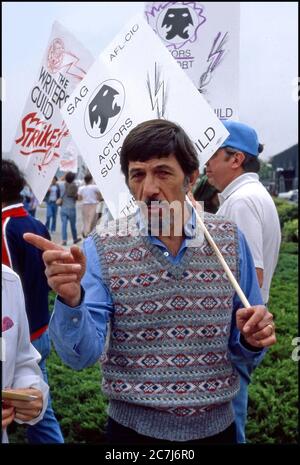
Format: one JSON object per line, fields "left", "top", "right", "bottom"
{"left": 232, "top": 151, "right": 245, "bottom": 169}
{"left": 187, "top": 169, "right": 200, "bottom": 191}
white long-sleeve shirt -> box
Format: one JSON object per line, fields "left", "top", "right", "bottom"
{"left": 217, "top": 173, "right": 281, "bottom": 303}
{"left": 1, "top": 265, "right": 49, "bottom": 443}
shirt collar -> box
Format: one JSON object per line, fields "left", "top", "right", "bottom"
{"left": 135, "top": 203, "right": 197, "bottom": 239}
{"left": 218, "top": 173, "right": 259, "bottom": 205}
{"left": 2, "top": 203, "right": 24, "bottom": 213}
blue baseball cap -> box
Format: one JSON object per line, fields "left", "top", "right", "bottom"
{"left": 220, "top": 120, "right": 260, "bottom": 157}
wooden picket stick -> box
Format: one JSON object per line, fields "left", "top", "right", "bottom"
{"left": 185, "top": 195, "right": 251, "bottom": 308}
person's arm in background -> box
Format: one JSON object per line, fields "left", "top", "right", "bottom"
{"left": 77, "top": 185, "right": 83, "bottom": 202}
{"left": 66, "top": 183, "right": 78, "bottom": 199}
{"left": 229, "top": 229, "right": 275, "bottom": 366}
{"left": 56, "top": 183, "right": 61, "bottom": 200}
{"left": 255, "top": 269, "right": 263, "bottom": 289}
{"left": 224, "top": 198, "right": 264, "bottom": 287}
{"left": 3, "top": 219, "right": 51, "bottom": 292}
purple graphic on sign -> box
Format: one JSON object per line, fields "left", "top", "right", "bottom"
{"left": 145, "top": 2, "right": 206, "bottom": 50}
{"left": 198, "top": 31, "right": 228, "bottom": 94}
{"left": 146, "top": 62, "right": 168, "bottom": 119}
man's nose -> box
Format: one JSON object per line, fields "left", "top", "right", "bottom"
{"left": 142, "top": 174, "right": 160, "bottom": 199}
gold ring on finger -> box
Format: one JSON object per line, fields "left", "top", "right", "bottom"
{"left": 267, "top": 323, "right": 274, "bottom": 336}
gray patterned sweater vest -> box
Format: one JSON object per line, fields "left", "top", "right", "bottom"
{"left": 91, "top": 212, "right": 240, "bottom": 441}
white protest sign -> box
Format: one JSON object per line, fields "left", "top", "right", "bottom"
{"left": 9, "top": 21, "right": 93, "bottom": 203}
{"left": 61, "top": 14, "right": 228, "bottom": 219}
{"left": 145, "top": 2, "right": 240, "bottom": 120}
{"left": 59, "top": 141, "right": 78, "bottom": 173}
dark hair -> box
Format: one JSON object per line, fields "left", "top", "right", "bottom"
{"left": 241, "top": 154, "right": 261, "bottom": 173}
{"left": 225, "top": 145, "right": 263, "bottom": 173}
{"left": 193, "top": 175, "right": 218, "bottom": 200}
{"left": 84, "top": 173, "right": 93, "bottom": 184}
{"left": 1, "top": 159, "right": 26, "bottom": 203}
{"left": 65, "top": 172, "right": 76, "bottom": 183}
{"left": 120, "top": 119, "right": 199, "bottom": 181}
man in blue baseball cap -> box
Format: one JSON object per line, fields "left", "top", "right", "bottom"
{"left": 206, "top": 120, "right": 281, "bottom": 443}
{"left": 220, "top": 120, "right": 260, "bottom": 156}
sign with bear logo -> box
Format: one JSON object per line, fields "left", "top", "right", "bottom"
{"left": 84, "top": 79, "right": 125, "bottom": 138}
{"left": 145, "top": 2, "right": 240, "bottom": 121}
{"left": 61, "top": 14, "right": 229, "bottom": 219}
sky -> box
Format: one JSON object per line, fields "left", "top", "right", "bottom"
{"left": 2, "top": 1, "right": 298, "bottom": 161}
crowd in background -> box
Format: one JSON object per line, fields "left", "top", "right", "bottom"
{"left": 21, "top": 171, "right": 105, "bottom": 246}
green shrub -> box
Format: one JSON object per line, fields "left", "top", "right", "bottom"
{"left": 247, "top": 241, "right": 298, "bottom": 444}
{"left": 282, "top": 219, "right": 298, "bottom": 242}
{"left": 273, "top": 197, "right": 298, "bottom": 228}
{"left": 46, "top": 350, "right": 108, "bottom": 443}
{"left": 280, "top": 241, "right": 298, "bottom": 254}
{"left": 49, "top": 290, "right": 56, "bottom": 312}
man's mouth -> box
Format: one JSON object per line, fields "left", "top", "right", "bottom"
{"left": 147, "top": 203, "right": 161, "bottom": 211}
{"left": 145, "top": 199, "right": 162, "bottom": 208}
{"left": 143, "top": 201, "right": 170, "bottom": 221}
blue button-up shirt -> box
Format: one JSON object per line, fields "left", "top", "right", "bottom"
{"left": 49, "top": 210, "right": 266, "bottom": 370}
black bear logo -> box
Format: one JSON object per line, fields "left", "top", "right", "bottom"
{"left": 162, "top": 8, "right": 193, "bottom": 40}
{"left": 88, "top": 84, "right": 121, "bottom": 134}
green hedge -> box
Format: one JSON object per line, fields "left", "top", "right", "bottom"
{"left": 273, "top": 197, "right": 298, "bottom": 228}
{"left": 47, "top": 351, "right": 108, "bottom": 443}
{"left": 282, "top": 219, "right": 298, "bottom": 243}
{"left": 247, "top": 241, "right": 298, "bottom": 443}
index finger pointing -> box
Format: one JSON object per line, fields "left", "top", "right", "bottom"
{"left": 23, "top": 233, "right": 63, "bottom": 252}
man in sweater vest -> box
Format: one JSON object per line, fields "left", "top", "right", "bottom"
{"left": 24, "top": 119, "right": 276, "bottom": 444}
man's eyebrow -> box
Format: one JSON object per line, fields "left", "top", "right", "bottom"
{"left": 129, "top": 167, "right": 145, "bottom": 176}
{"left": 129, "top": 164, "right": 174, "bottom": 175}
{"left": 153, "top": 164, "right": 174, "bottom": 172}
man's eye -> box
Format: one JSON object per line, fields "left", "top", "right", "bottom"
{"left": 158, "top": 171, "right": 169, "bottom": 176}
